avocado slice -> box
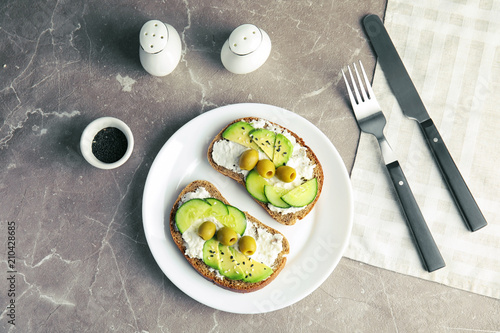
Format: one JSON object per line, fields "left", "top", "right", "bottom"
{"left": 245, "top": 169, "right": 269, "bottom": 203}
{"left": 218, "top": 244, "right": 244, "bottom": 280}
{"left": 264, "top": 185, "right": 291, "bottom": 208}
{"left": 272, "top": 133, "right": 293, "bottom": 167}
{"left": 222, "top": 121, "right": 260, "bottom": 151}
{"left": 202, "top": 238, "right": 221, "bottom": 270}
{"left": 175, "top": 199, "right": 212, "bottom": 233}
{"left": 281, "top": 178, "right": 318, "bottom": 207}
{"left": 249, "top": 129, "right": 275, "bottom": 160}
{"left": 232, "top": 249, "right": 273, "bottom": 283}
{"left": 205, "top": 238, "right": 274, "bottom": 282}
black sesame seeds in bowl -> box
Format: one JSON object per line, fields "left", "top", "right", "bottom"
{"left": 80, "top": 117, "right": 134, "bottom": 170}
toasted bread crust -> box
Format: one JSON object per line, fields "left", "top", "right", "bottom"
{"left": 170, "top": 180, "right": 290, "bottom": 293}
{"left": 207, "top": 117, "right": 324, "bottom": 225}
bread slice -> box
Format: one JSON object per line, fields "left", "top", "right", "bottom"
{"left": 170, "top": 180, "right": 290, "bottom": 293}
{"left": 207, "top": 117, "right": 324, "bottom": 225}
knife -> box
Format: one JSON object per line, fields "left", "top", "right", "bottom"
{"left": 362, "top": 14, "right": 487, "bottom": 232}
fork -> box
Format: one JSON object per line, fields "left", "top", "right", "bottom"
{"left": 343, "top": 61, "right": 445, "bottom": 272}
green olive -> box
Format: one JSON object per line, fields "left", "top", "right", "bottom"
{"left": 256, "top": 159, "right": 275, "bottom": 178}
{"left": 198, "top": 221, "right": 216, "bottom": 240}
{"left": 276, "top": 166, "right": 297, "bottom": 182}
{"left": 217, "top": 226, "right": 238, "bottom": 246}
{"left": 239, "top": 149, "right": 259, "bottom": 170}
{"left": 238, "top": 236, "right": 257, "bottom": 256}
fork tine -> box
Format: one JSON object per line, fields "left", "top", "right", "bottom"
{"left": 358, "top": 60, "right": 374, "bottom": 99}
{"left": 341, "top": 69, "right": 357, "bottom": 107}
{"left": 353, "top": 62, "right": 369, "bottom": 102}
{"left": 347, "top": 65, "right": 362, "bottom": 105}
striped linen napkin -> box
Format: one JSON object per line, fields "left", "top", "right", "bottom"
{"left": 345, "top": 0, "right": 500, "bottom": 298}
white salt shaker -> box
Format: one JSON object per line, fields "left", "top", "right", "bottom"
{"left": 139, "top": 20, "right": 182, "bottom": 76}
{"left": 221, "top": 24, "right": 272, "bottom": 74}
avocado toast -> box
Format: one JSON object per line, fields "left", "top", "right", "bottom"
{"left": 170, "top": 180, "right": 290, "bottom": 293}
{"left": 207, "top": 117, "right": 324, "bottom": 225}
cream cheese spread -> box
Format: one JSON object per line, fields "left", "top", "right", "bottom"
{"left": 236, "top": 221, "right": 283, "bottom": 267}
{"left": 182, "top": 217, "right": 224, "bottom": 259}
{"left": 211, "top": 119, "right": 316, "bottom": 214}
{"left": 180, "top": 187, "right": 211, "bottom": 204}
{"left": 179, "top": 187, "right": 283, "bottom": 268}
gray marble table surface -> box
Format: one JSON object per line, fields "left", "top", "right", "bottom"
{"left": 0, "top": 0, "right": 498, "bottom": 332}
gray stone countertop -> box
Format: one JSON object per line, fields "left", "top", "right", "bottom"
{"left": 0, "top": 0, "right": 498, "bottom": 332}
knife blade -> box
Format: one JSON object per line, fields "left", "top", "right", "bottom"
{"left": 362, "top": 14, "right": 487, "bottom": 232}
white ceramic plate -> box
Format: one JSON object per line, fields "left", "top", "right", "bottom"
{"left": 142, "top": 103, "right": 353, "bottom": 314}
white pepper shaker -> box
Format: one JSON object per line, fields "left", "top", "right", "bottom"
{"left": 139, "top": 20, "right": 182, "bottom": 76}
{"left": 221, "top": 24, "right": 272, "bottom": 74}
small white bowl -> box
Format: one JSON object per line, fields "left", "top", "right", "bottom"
{"left": 80, "top": 117, "right": 134, "bottom": 169}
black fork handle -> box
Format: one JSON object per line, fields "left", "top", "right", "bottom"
{"left": 386, "top": 161, "right": 446, "bottom": 272}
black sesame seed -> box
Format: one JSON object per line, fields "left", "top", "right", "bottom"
{"left": 92, "top": 127, "right": 128, "bottom": 163}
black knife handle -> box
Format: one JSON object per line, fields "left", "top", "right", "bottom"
{"left": 420, "top": 119, "right": 487, "bottom": 231}
{"left": 386, "top": 161, "right": 445, "bottom": 272}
